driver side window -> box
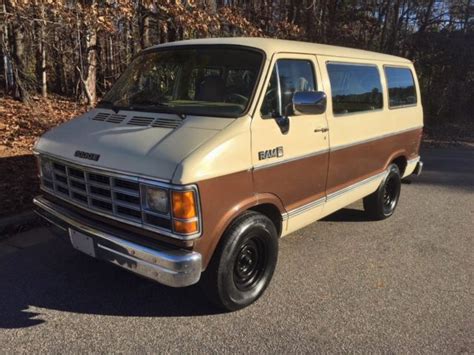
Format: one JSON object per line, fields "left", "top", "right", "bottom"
{"left": 260, "top": 59, "right": 316, "bottom": 118}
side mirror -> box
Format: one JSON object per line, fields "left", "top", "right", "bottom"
{"left": 275, "top": 115, "right": 290, "bottom": 135}
{"left": 292, "top": 91, "right": 327, "bottom": 115}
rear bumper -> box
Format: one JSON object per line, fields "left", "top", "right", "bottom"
{"left": 406, "top": 156, "right": 423, "bottom": 177}
{"left": 33, "top": 196, "right": 202, "bottom": 287}
{"left": 413, "top": 160, "right": 423, "bottom": 176}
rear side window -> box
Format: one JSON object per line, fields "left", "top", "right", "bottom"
{"left": 327, "top": 63, "right": 383, "bottom": 115}
{"left": 385, "top": 67, "right": 417, "bottom": 107}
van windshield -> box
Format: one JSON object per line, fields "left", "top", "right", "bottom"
{"left": 98, "top": 47, "right": 263, "bottom": 118}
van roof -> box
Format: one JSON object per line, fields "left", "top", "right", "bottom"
{"left": 149, "top": 37, "right": 412, "bottom": 64}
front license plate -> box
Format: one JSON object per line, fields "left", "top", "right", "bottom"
{"left": 69, "top": 229, "right": 96, "bottom": 257}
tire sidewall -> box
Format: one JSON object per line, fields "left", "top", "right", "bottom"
{"left": 379, "top": 164, "right": 401, "bottom": 217}
{"left": 216, "top": 214, "right": 278, "bottom": 310}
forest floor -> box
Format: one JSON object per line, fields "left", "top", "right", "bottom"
{"left": 0, "top": 96, "right": 473, "bottom": 218}
{"left": 0, "top": 96, "right": 87, "bottom": 218}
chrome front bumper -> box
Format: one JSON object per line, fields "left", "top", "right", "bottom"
{"left": 33, "top": 196, "right": 202, "bottom": 287}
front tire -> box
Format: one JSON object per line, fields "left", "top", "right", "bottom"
{"left": 201, "top": 211, "right": 278, "bottom": 311}
{"left": 363, "top": 164, "right": 401, "bottom": 220}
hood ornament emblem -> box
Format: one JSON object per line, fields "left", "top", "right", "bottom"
{"left": 74, "top": 150, "right": 100, "bottom": 162}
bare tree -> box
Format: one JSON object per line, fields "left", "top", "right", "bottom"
{"left": 0, "top": 0, "right": 472, "bottom": 125}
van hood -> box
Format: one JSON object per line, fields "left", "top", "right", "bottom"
{"left": 35, "top": 108, "right": 234, "bottom": 181}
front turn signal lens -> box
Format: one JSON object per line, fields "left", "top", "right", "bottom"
{"left": 173, "top": 220, "right": 198, "bottom": 234}
{"left": 172, "top": 191, "right": 197, "bottom": 219}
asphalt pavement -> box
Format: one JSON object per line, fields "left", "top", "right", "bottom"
{"left": 0, "top": 147, "right": 472, "bottom": 353}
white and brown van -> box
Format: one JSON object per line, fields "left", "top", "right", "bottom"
{"left": 33, "top": 38, "right": 423, "bottom": 310}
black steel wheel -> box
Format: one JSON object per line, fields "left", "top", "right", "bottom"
{"left": 201, "top": 211, "right": 278, "bottom": 311}
{"left": 364, "top": 163, "right": 402, "bottom": 220}
{"left": 382, "top": 174, "right": 400, "bottom": 214}
{"left": 233, "top": 237, "right": 266, "bottom": 291}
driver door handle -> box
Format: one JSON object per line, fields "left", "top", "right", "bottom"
{"left": 314, "top": 127, "right": 329, "bottom": 133}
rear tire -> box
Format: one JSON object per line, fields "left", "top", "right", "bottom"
{"left": 201, "top": 211, "right": 278, "bottom": 311}
{"left": 363, "top": 164, "right": 401, "bottom": 220}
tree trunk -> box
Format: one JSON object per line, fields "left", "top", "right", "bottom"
{"left": 1, "top": 2, "right": 11, "bottom": 93}
{"left": 84, "top": 28, "right": 97, "bottom": 105}
{"left": 379, "top": 1, "right": 389, "bottom": 51}
{"left": 108, "top": 35, "right": 114, "bottom": 79}
{"left": 204, "top": 0, "right": 217, "bottom": 13}
{"left": 141, "top": 15, "right": 151, "bottom": 49}
{"left": 463, "top": 0, "right": 471, "bottom": 33}
{"left": 39, "top": 3, "right": 47, "bottom": 97}
{"left": 11, "top": 18, "right": 28, "bottom": 102}
{"left": 386, "top": 0, "right": 401, "bottom": 53}
{"left": 124, "top": 18, "right": 131, "bottom": 62}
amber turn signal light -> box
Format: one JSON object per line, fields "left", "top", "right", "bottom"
{"left": 173, "top": 220, "right": 198, "bottom": 234}
{"left": 172, "top": 191, "right": 197, "bottom": 219}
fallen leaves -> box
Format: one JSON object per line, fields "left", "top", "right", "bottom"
{"left": 0, "top": 96, "right": 87, "bottom": 217}
{"left": 0, "top": 96, "right": 87, "bottom": 157}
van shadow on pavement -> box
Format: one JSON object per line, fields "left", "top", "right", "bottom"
{"left": 321, "top": 208, "right": 369, "bottom": 222}
{"left": 0, "top": 235, "right": 221, "bottom": 329}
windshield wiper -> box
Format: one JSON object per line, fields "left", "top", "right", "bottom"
{"left": 129, "top": 98, "right": 169, "bottom": 106}
{"left": 129, "top": 102, "right": 170, "bottom": 112}
{"left": 96, "top": 100, "right": 114, "bottom": 107}
{"left": 100, "top": 100, "right": 186, "bottom": 119}
{"left": 129, "top": 101, "right": 187, "bottom": 120}
{"left": 97, "top": 100, "right": 131, "bottom": 113}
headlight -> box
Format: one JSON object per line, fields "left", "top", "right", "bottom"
{"left": 40, "top": 158, "right": 54, "bottom": 179}
{"left": 144, "top": 186, "right": 169, "bottom": 214}
{"left": 141, "top": 184, "right": 199, "bottom": 236}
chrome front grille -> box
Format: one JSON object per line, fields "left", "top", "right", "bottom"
{"left": 43, "top": 160, "right": 143, "bottom": 223}
{"left": 38, "top": 155, "right": 201, "bottom": 240}
{"left": 40, "top": 157, "right": 170, "bottom": 233}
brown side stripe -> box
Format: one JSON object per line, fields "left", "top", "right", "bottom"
{"left": 194, "top": 126, "right": 422, "bottom": 268}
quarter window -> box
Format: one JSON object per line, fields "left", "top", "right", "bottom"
{"left": 327, "top": 63, "right": 383, "bottom": 114}
{"left": 385, "top": 67, "right": 417, "bottom": 107}
{"left": 260, "top": 59, "right": 316, "bottom": 117}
